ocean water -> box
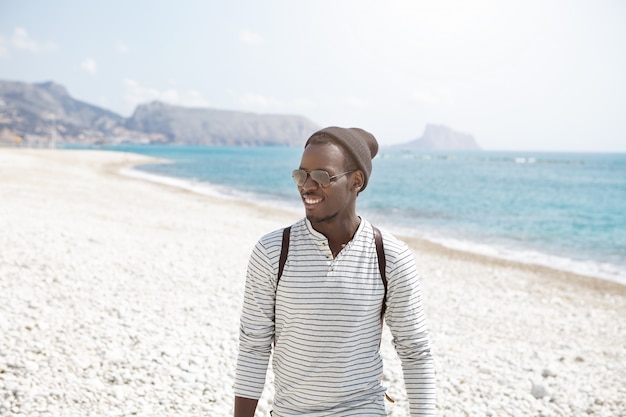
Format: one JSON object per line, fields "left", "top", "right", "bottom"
{"left": 87, "top": 144, "right": 626, "bottom": 285}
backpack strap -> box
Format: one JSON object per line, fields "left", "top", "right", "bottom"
{"left": 276, "top": 225, "right": 386, "bottom": 319}
{"left": 275, "top": 226, "right": 291, "bottom": 346}
{"left": 277, "top": 226, "right": 291, "bottom": 285}
{"left": 373, "top": 226, "right": 387, "bottom": 320}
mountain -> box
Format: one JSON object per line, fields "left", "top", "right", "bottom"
{"left": 0, "top": 80, "right": 125, "bottom": 143}
{"left": 389, "top": 124, "right": 482, "bottom": 151}
{"left": 0, "top": 80, "right": 319, "bottom": 146}
{"left": 126, "top": 101, "right": 318, "bottom": 146}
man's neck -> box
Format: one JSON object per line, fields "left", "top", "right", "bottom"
{"left": 311, "top": 215, "right": 361, "bottom": 255}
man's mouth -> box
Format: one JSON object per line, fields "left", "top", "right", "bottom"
{"left": 303, "top": 195, "right": 323, "bottom": 205}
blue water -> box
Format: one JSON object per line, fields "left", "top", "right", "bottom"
{"left": 83, "top": 144, "right": 626, "bottom": 284}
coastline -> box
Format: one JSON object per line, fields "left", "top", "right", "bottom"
{"left": 1, "top": 148, "right": 624, "bottom": 416}
{"left": 121, "top": 156, "right": 626, "bottom": 290}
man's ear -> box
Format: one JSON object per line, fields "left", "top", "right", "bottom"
{"left": 351, "top": 171, "right": 365, "bottom": 191}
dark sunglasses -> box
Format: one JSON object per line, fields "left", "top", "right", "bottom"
{"left": 292, "top": 169, "right": 353, "bottom": 188}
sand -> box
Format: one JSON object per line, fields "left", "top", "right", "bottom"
{"left": 0, "top": 148, "right": 624, "bottom": 417}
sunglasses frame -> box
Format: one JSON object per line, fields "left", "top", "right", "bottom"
{"left": 292, "top": 169, "right": 354, "bottom": 188}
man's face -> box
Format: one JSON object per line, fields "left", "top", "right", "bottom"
{"left": 297, "top": 142, "right": 355, "bottom": 224}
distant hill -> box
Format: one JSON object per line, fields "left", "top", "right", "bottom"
{"left": 389, "top": 124, "right": 482, "bottom": 151}
{"left": 126, "top": 101, "right": 318, "bottom": 146}
{"left": 0, "top": 80, "right": 319, "bottom": 146}
{"left": 0, "top": 80, "right": 124, "bottom": 143}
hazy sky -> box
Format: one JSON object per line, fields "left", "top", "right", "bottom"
{"left": 1, "top": 0, "right": 625, "bottom": 151}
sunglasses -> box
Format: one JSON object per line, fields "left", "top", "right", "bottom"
{"left": 292, "top": 169, "right": 353, "bottom": 188}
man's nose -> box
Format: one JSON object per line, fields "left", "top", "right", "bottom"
{"left": 301, "top": 173, "right": 319, "bottom": 190}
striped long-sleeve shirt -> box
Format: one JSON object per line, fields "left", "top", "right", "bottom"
{"left": 234, "top": 218, "right": 435, "bottom": 416}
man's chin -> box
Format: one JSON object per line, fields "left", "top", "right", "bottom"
{"left": 305, "top": 211, "right": 337, "bottom": 224}
{"left": 305, "top": 213, "right": 320, "bottom": 223}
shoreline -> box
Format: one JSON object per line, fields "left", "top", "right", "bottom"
{"left": 2, "top": 148, "right": 624, "bottom": 416}
{"left": 120, "top": 160, "right": 626, "bottom": 291}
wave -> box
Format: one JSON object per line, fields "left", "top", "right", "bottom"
{"left": 122, "top": 166, "right": 626, "bottom": 287}
{"left": 121, "top": 167, "right": 303, "bottom": 215}
{"left": 420, "top": 232, "right": 626, "bottom": 285}
{"left": 377, "top": 151, "right": 622, "bottom": 166}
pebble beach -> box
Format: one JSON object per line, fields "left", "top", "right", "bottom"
{"left": 1, "top": 148, "right": 625, "bottom": 416}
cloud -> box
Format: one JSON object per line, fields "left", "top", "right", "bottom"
{"left": 97, "top": 96, "right": 112, "bottom": 109}
{"left": 239, "top": 30, "right": 263, "bottom": 45}
{"left": 123, "top": 79, "right": 211, "bottom": 109}
{"left": 116, "top": 42, "right": 129, "bottom": 54}
{"left": 0, "top": 27, "right": 57, "bottom": 57}
{"left": 80, "top": 58, "right": 98, "bottom": 75}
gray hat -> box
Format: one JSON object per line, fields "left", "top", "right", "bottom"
{"left": 305, "top": 126, "right": 379, "bottom": 191}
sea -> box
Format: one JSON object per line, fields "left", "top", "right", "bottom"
{"left": 74, "top": 144, "right": 626, "bottom": 285}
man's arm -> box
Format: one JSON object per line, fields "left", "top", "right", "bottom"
{"left": 384, "top": 242, "right": 436, "bottom": 416}
{"left": 234, "top": 396, "right": 258, "bottom": 417}
{"left": 234, "top": 238, "right": 279, "bottom": 414}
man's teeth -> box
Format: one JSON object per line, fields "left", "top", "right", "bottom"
{"left": 304, "top": 196, "right": 322, "bottom": 204}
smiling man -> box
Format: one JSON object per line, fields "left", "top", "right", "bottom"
{"left": 234, "top": 126, "right": 435, "bottom": 416}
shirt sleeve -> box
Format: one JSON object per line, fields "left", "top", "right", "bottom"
{"left": 384, "top": 240, "right": 436, "bottom": 416}
{"left": 233, "top": 238, "right": 277, "bottom": 399}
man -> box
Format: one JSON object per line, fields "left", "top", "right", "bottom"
{"left": 234, "top": 127, "right": 435, "bottom": 416}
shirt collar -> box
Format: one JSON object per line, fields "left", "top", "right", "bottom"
{"left": 304, "top": 217, "right": 366, "bottom": 243}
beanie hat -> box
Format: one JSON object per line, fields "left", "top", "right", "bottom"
{"left": 305, "top": 126, "right": 379, "bottom": 191}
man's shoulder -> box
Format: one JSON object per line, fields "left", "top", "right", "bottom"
{"left": 258, "top": 218, "right": 306, "bottom": 248}
{"left": 368, "top": 223, "right": 411, "bottom": 257}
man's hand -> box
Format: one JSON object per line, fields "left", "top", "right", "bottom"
{"left": 234, "top": 396, "right": 259, "bottom": 417}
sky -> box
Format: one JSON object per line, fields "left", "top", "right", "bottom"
{"left": 1, "top": 0, "right": 625, "bottom": 151}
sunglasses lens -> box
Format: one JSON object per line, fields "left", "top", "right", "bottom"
{"left": 292, "top": 170, "right": 332, "bottom": 187}
{"left": 292, "top": 169, "right": 307, "bottom": 186}
{"left": 310, "top": 170, "right": 331, "bottom": 187}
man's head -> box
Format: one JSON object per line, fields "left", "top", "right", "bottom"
{"left": 295, "top": 127, "right": 378, "bottom": 224}
{"left": 304, "top": 127, "right": 379, "bottom": 192}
